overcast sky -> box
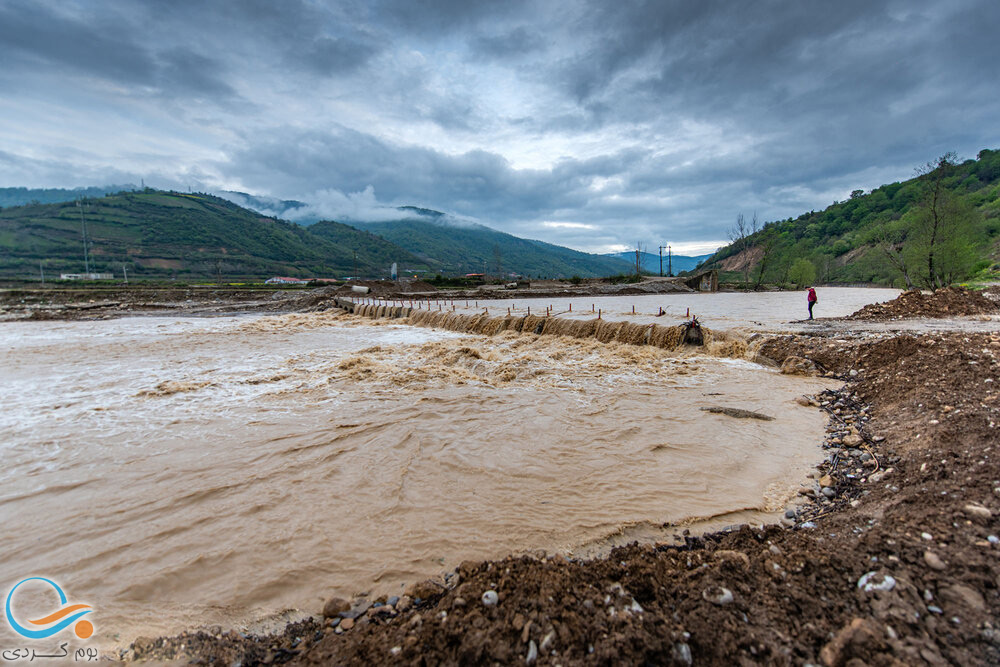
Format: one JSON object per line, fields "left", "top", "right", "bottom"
{"left": 1, "top": 0, "right": 998, "bottom": 254}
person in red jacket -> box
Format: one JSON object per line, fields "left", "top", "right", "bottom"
{"left": 807, "top": 286, "right": 818, "bottom": 320}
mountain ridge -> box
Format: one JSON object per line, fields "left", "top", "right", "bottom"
{"left": 0, "top": 190, "right": 634, "bottom": 280}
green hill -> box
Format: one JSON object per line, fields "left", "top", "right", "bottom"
{"left": 343, "top": 213, "right": 633, "bottom": 278}
{"left": 0, "top": 190, "right": 423, "bottom": 280}
{"left": 0, "top": 191, "right": 633, "bottom": 281}
{"left": 702, "top": 149, "right": 1000, "bottom": 288}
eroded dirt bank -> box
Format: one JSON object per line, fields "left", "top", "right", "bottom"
{"left": 125, "top": 323, "right": 1000, "bottom": 665}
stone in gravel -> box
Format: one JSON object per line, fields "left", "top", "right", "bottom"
{"left": 405, "top": 579, "right": 445, "bottom": 600}
{"left": 715, "top": 550, "right": 750, "bottom": 567}
{"left": 940, "top": 584, "right": 986, "bottom": 611}
{"left": 923, "top": 550, "right": 947, "bottom": 571}
{"left": 482, "top": 590, "right": 499, "bottom": 606}
{"left": 857, "top": 571, "right": 896, "bottom": 593}
{"left": 819, "top": 618, "right": 886, "bottom": 667}
{"left": 964, "top": 503, "right": 993, "bottom": 519}
{"left": 843, "top": 434, "right": 863, "bottom": 447}
{"left": 819, "top": 475, "right": 834, "bottom": 488}
{"left": 387, "top": 596, "right": 399, "bottom": 607}
{"left": 822, "top": 487, "right": 836, "bottom": 498}
{"left": 702, "top": 586, "right": 734, "bottom": 605}
{"left": 780, "top": 356, "right": 818, "bottom": 376}
{"left": 322, "top": 597, "right": 350, "bottom": 618}
{"left": 339, "top": 618, "right": 354, "bottom": 631}
{"left": 451, "top": 597, "right": 467, "bottom": 609}
{"left": 457, "top": 560, "right": 481, "bottom": 578}
{"left": 395, "top": 595, "right": 413, "bottom": 612}
{"left": 340, "top": 600, "right": 371, "bottom": 619}
{"left": 672, "top": 642, "right": 693, "bottom": 666}
{"left": 526, "top": 639, "right": 538, "bottom": 664}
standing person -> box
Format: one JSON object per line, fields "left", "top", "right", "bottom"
{"left": 807, "top": 286, "right": 818, "bottom": 320}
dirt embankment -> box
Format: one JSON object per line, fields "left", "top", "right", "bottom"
{"left": 128, "top": 327, "right": 1000, "bottom": 666}
{"left": 0, "top": 286, "right": 347, "bottom": 321}
{"left": 846, "top": 286, "right": 999, "bottom": 321}
{"left": 0, "top": 277, "right": 696, "bottom": 321}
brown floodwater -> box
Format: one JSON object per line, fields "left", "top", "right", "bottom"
{"left": 0, "top": 311, "right": 830, "bottom": 648}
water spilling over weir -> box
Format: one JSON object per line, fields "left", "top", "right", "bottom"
{"left": 338, "top": 298, "right": 744, "bottom": 356}
{"left": 1, "top": 309, "right": 830, "bottom": 647}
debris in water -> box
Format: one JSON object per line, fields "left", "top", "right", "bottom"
{"left": 700, "top": 406, "right": 775, "bottom": 421}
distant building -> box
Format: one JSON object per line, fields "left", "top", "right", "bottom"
{"left": 60, "top": 273, "right": 114, "bottom": 280}
{"left": 265, "top": 276, "right": 309, "bottom": 284}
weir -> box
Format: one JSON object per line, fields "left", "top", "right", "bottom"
{"left": 334, "top": 297, "right": 738, "bottom": 354}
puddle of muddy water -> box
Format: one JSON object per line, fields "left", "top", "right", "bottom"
{"left": 0, "top": 312, "right": 829, "bottom": 648}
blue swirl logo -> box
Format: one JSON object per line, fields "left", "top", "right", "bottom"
{"left": 5, "top": 578, "right": 93, "bottom": 640}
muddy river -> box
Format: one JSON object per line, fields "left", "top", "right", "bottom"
{"left": 0, "top": 291, "right": 899, "bottom": 647}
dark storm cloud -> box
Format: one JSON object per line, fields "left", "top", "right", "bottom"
{"left": 0, "top": 1, "right": 155, "bottom": 83}
{"left": 299, "top": 36, "right": 381, "bottom": 75}
{"left": 469, "top": 26, "right": 547, "bottom": 60}
{"left": 372, "top": 0, "right": 531, "bottom": 36}
{"left": 0, "top": 0, "right": 242, "bottom": 103}
{"left": 1, "top": 0, "right": 998, "bottom": 252}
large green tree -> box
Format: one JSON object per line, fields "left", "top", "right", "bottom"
{"left": 907, "top": 153, "right": 981, "bottom": 288}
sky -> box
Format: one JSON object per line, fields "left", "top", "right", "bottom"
{"left": 1, "top": 0, "right": 998, "bottom": 256}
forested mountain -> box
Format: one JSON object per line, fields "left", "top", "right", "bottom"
{"left": 702, "top": 149, "right": 1000, "bottom": 287}
{"left": 344, "top": 214, "right": 634, "bottom": 278}
{"left": 0, "top": 190, "right": 422, "bottom": 279}
{"left": 0, "top": 191, "right": 632, "bottom": 280}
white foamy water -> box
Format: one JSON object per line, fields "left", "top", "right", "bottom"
{"left": 0, "top": 309, "right": 831, "bottom": 649}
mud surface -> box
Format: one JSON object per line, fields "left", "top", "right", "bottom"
{"left": 130, "top": 325, "right": 1000, "bottom": 665}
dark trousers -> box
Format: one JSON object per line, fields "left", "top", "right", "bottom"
{"left": 808, "top": 301, "right": 815, "bottom": 319}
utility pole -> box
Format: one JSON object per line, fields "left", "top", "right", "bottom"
{"left": 659, "top": 245, "right": 667, "bottom": 277}
{"left": 353, "top": 250, "right": 358, "bottom": 279}
{"left": 123, "top": 265, "right": 128, "bottom": 284}
{"left": 668, "top": 244, "right": 672, "bottom": 277}
{"left": 39, "top": 261, "right": 44, "bottom": 284}
{"left": 77, "top": 200, "right": 90, "bottom": 274}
